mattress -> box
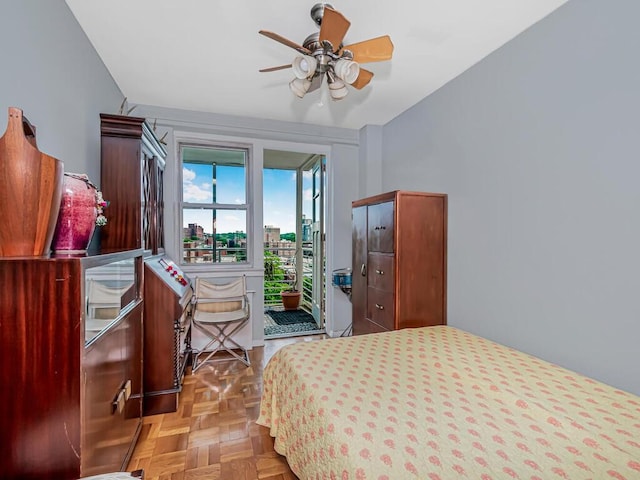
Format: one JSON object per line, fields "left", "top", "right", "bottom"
{"left": 257, "top": 326, "right": 640, "bottom": 479}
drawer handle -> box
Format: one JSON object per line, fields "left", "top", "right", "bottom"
{"left": 375, "top": 269, "right": 384, "bottom": 275}
{"left": 112, "top": 379, "right": 131, "bottom": 415}
{"left": 360, "top": 263, "right": 366, "bottom": 276}
{"left": 375, "top": 303, "right": 384, "bottom": 310}
{"left": 374, "top": 225, "right": 387, "bottom": 231}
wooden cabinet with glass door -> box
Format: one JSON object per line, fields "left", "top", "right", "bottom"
{"left": 0, "top": 250, "right": 144, "bottom": 479}
{"left": 100, "top": 113, "right": 167, "bottom": 254}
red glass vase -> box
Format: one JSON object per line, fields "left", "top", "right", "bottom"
{"left": 51, "top": 173, "right": 97, "bottom": 253}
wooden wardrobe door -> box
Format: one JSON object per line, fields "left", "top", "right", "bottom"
{"left": 367, "top": 201, "right": 394, "bottom": 253}
{"left": 352, "top": 206, "right": 367, "bottom": 335}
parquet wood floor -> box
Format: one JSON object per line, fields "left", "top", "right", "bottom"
{"left": 127, "top": 334, "right": 325, "bottom": 480}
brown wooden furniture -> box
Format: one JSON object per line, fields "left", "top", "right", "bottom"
{"left": 0, "top": 107, "right": 63, "bottom": 256}
{"left": 143, "top": 255, "right": 193, "bottom": 415}
{"left": 0, "top": 250, "right": 144, "bottom": 480}
{"left": 100, "top": 113, "right": 192, "bottom": 416}
{"left": 351, "top": 190, "right": 447, "bottom": 335}
{"left": 100, "top": 114, "right": 167, "bottom": 255}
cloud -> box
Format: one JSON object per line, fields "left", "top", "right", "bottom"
{"left": 184, "top": 184, "right": 212, "bottom": 202}
{"left": 221, "top": 213, "right": 240, "bottom": 221}
{"left": 183, "top": 167, "right": 196, "bottom": 183}
{"left": 304, "top": 188, "right": 313, "bottom": 201}
{"left": 183, "top": 167, "right": 212, "bottom": 202}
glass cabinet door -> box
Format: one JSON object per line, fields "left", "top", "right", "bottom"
{"left": 84, "top": 257, "right": 138, "bottom": 344}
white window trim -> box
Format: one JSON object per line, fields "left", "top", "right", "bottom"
{"left": 176, "top": 135, "right": 254, "bottom": 272}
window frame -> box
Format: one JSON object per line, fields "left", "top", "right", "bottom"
{"left": 178, "top": 140, "right": 252, "bottom": 268}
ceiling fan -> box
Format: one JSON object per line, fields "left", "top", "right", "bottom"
{"left": 259, "top": 3, "right": 394, "bottom": 101}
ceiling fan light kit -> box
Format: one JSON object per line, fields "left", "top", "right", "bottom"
{"left": 334, "top": 59, "right": 359, "bottom": 84}
{"left": 259, "top": 3, "right": 394, "bottom": 101}
{"left": 327, "top": 71, "right": 348, "bottom": 101}
{"left": 292, "top": 55, "right": 318, "bottom": 80}
{"left": 289, "top": 77, "right": 312, "bottom": 98}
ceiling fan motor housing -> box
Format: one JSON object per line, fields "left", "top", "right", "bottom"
{"left": 310, "top": 3, "right": 334, "bottom": 26}
{"left": 315, "top": 55, "right": 332, "bottom": 74}
{"left": 303, "top": 32, "right": 349, "bottom": 76}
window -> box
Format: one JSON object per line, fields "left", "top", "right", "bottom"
{"left": 180, "top": 144, "right": 249, "bottom": 265}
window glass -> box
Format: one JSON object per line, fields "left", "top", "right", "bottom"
{"left": 180, "top": 145, "right": 249, "bottom": 265}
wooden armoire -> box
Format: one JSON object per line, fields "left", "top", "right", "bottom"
{"left": 352, "top": 190, "right": 447, "bottom": 335}
{"left": 100, "top": 114, "right": 193, "bottom": 416}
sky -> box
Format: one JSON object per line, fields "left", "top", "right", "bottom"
{"left": 183, "top": 164, "right": 313, "bottom": 235}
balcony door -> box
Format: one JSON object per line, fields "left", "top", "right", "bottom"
{"left": 309, "top": 157, "right": 325, "bottom": 326}
{"left": 263, "top": 149, "right": 326, "bottom": 336}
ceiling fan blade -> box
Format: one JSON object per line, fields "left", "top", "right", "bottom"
{"left": 343, "top": 35, "right": 394, "bottom": 63}
{"left": 351, "top": 68, "right": 374, "bottom": 90}
{"left": 307, "top": 74, "right": 324, "bottom": 94}
{"left": 259, "top": 64, "right": 292, "bottom": 73}
{"left": 319, "top": 7, "right": 351, "bottom": 52}
{"left": 259, "top": 30, "right": 312, "bottom": 55}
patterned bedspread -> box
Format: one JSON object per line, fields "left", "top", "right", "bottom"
{"left": 257, "top": 326, "right": 640, "bottom": 479}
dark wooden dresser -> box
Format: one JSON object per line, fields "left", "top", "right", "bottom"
{"left": 352, "top": 190, "right": 447, "bottom": 335}
{"left": 0, "top": 249, "right": 144, "bottom": 479}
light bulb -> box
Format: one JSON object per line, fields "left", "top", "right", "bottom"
{"left": 334, "top": 59, "right": 360, "bottom": 84}
{"left": 328, "top": 76, "right": 347, "bottom": 101}
{"left": 289, "top": 77, "right": 311, "bottom": 98}
{"left": 292, "top": 55, "right": 318, "bottom": 80}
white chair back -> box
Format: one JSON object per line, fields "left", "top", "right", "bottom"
{"left": 194, "top": 276, "right": 246, "bottom": 314}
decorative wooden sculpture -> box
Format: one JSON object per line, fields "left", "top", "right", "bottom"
{"left": 0, "top": 107, "right": 64, "bottom": 256}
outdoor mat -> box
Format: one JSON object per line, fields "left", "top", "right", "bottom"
{"left": 265, "top": 308, "right": 316, "bottom": 325}
{"left": 264, "top": 321, "right": 322, "bottom": 337}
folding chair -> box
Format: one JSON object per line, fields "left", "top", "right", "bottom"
{"left": 86, "top": 279, "right": 131, "bottom": 319}
{"left": 191, "top": 276, "right": 251, "bottom": 371}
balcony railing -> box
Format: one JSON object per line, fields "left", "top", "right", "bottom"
{"left": 182, "top": 242, "right": 315, "bottom": 310}
{"left": 183, "top": 245, "right": 248, "bottom": 264}
{"left": 264, "top": 244, "right": 313, "bottom": 310}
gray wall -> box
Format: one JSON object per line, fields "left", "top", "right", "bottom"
{"left": 358, "top": 125, "right": 383, "bottom": 198}
{"left": 381, "top": 0, "right": 640, "bottom": 395}
{"left": 0, "top": 0, "right": 123, "bottom": 182}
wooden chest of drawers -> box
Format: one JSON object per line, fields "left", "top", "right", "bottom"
{"left": 352, "top": 191, "right": 447, "bottom": 335}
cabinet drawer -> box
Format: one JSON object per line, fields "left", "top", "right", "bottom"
{"left": 353, "top": 318, "right": 390, "bottom": 335}
{"left": 368, "top": 201, "right": 394, "bottom": 253}
{"left": 367, "top": 287, "right": 395, "bottom": 330}
{"left": 367, "top": 253, "right": 394, "bottom": 291}
{"left": 83, "top": 303, "right": 143, "bottom": 476}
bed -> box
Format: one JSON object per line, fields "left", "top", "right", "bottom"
{"left": 257, "top": 326, "right": 640, "bottom": 479}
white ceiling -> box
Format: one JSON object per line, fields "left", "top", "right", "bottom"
{"left": 65, "top": 0, "right": 568, "bottom": 130}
